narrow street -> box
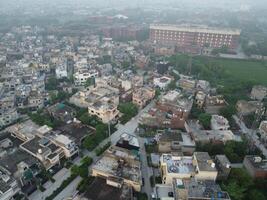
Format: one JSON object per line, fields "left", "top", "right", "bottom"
{"left": 139, "top": 137, "right": 153, "bottom": 198}
{"left": 233, "top": 115, "right": 267, "bottom": 158}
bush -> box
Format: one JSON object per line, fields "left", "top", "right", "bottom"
{"left": 95, "top": 142, "right": 111, "bottom": 156}
{"left": 198, "top": 113, "right": 211, "bottom": 129}
{"left": 118, "top": 102, "right": 138, "bottom": 124}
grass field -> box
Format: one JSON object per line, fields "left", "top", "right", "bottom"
{"left": 170, "top": 54, "right": 267, "bottom": 86}
{"left": 200, "top": 57, "right": 267, "bottom": 85}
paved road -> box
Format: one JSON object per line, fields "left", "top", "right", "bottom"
{"left": 29, "top": 168, "right": 71, "bottom": 200}
{"left": 139, "top": 137, "right": 153, "bottom": 198}
{"left": 233, "top": 115, "right": 267, "bottom": 158}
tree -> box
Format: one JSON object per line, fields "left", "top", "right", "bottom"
{"left": 118, "top": 102, "right": 138, "bottom": 124}
{"left": 247, "top": 190, "right": 266, "bottom": 200}
{"left": 46, "top": 76, "right": 58, "bottom": 90}
{"left": 222, "top": 181, "right": 246, "bottom": 200}
{"left": 85, "top": 77, "right": 95, "bottom": 87}
{"left": 220, "top": 105, "right": 237, "bottom": 120}
{"left": 198, "top": 113, "right": 211, "bottom": 129}
{"left": 168, "top": 80, "right": 177, "bottom": 90}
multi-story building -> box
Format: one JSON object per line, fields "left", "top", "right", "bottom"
{"left": 250, "top": 85, "right": 267, "bottom": 101}
{"left": 210, "top": 115, "right": 230, "bottom": 131}
{"left": 132, "top": 87, "right": 155, "bottom": 108}
{"left": 243, "top": 156, "right": 267, "bottom": 179}
{"left": 91, "top": 146, "right": 142, "bottom": 192}
{"left": 140, "top": 90, "right": 193, "bottom": 129}
{"left": 173, "top": 178, "right": 231, "bottom": 200}
{"left": 150, "top": 24, "right": 240, "bottom": 50}
{"left": 70, "top": 83, "right": 120, "bottom": 123}
{"left": 0, "top": 168, "right": 20, "bottom": 200}
{"left": 156, "top": 129, "right": 195, "bottom": 155}
{"left": 153, "top": 76, "right": 172, "bottom": 90}
{"left": 74, "top": 68, "right": 98, "bottom": 86}
{"left": 204, "top": 95, "right": 227, "bottom": 115}
{"left": 160, "top": 152, "right": 218, "bottom": 185}
{"left": 214, "top": 155, "right": 231, "bottom": 181}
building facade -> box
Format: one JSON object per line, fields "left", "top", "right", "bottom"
{"left": 150, "top": 24, "right": 241, "bottom": 50}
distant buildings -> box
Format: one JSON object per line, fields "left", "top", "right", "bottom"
{"left": 150, "top": 24, "right": 240, "bottom": 51}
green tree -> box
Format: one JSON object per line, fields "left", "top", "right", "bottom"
{"left": 46, "top": 76, "right": 58, "bottom": 90}
{"left": 220, "top": 105, "right": 237, "bottom": 120}
{"left": 247, "top": 189, "right": 266, "bottom": 200}
{"left": 168, "top": 80, "right": 177, "bottom": 90}
{"left": 222, "top": 181, "right": 246, "bottom": 200}
{"left": 118, "top": 102, "right": 138, "bottom": 124}
{"left": 198, "top": 113, "right": 211, "bottom": 129}
{"left": 85, "top": 77, "right": 95, "bottom": 87}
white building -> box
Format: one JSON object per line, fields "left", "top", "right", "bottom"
{"left": 160, "top": 152, "right": 218, "bottom": 185}
{"left": 0, "top": 168, "right": 20, "bottom": 200}
{"left": 211, "top": 115, "right": 230, "bottom": 130}
{"left": 153, "top": 76, "right": 172, "bottom": 90}
{"left": 55, "top": 62, "right": 68, "bottom": 79}
{"left": 74, "top": 68, "right": 98, "bottom": 86}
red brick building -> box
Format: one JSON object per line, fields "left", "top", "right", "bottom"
{"left": 150, "top": 24, "right": 241, "bottom": 50}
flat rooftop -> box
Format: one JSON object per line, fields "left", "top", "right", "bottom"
{"left": 162, "top": 154, "right": 194, "bottom": 174}
{"left": 84, "top": 177, "right": 132, "bottom": 200}
{"left": 150, "top": 24, "right": 241, "bottom": 35}
{"left": 194, "top": 152, "right": 217, "bottom": 172}
{"left": 175, "top": 178, "right": 230, "bottom": 200}
{"left": 92, "top": 146, "right": 141, "bottom": 183}
{"left": 56, "top": 122, "right": 95, "bottom": 144}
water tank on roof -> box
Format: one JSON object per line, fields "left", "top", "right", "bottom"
{"left": 38, "top": 149, "right": 42, "bottom": 154}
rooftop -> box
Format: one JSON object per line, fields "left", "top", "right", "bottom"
{"left": 161, "top": 154, "right": 194, "bottom": 174}
{"left": 56, "top": 121, "right": 95, "bottom": 145}
{"left": 83, "top": 177, "right": 132, "bottom": 200}
{"left": 194, "top": 152, "right": 217, "bottom": 172}
{"left": 245, "top": 156, "right": 267, "bottom": 171}
{"left": 92, "top": 146, "right": 141, "bottom": 183}
{"left": 150, "top": 24, "right": 241, "bottom": 35}
{"left": 174, "top": 178, "right": 231, "bottom": 200}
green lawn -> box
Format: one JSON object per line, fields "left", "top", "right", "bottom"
{"left": 170, "top": 54, "right": 267, "bottom": 86}
{"left": 206, "top": 58, "right": 267, "bottom": 85}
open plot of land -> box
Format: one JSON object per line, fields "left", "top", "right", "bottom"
{"left": 201, "top": 57, "right": 267, "bottom": 85}
{"left": 170, "top": 54, "right": 267, "bottom": 86}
